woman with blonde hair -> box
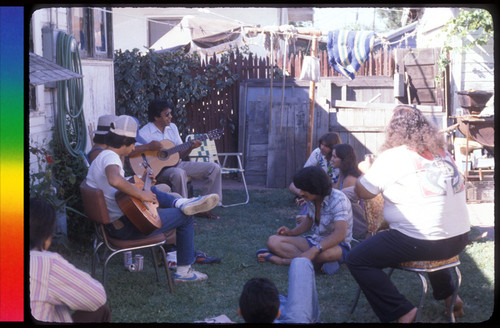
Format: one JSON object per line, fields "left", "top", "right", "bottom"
{"left": 346, "top": 105, "right": 469, "bottom": 323}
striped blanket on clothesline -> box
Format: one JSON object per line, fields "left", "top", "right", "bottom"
{"left": 327, "top": 30, "right": 376, "bottom": 80}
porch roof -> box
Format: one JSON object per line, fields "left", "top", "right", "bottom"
{"left": 29, "top": 52, "right": 83, "bottom": 86}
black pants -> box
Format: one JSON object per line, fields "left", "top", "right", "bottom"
{"left": 345, "top": 229, "right": 468, "bottom": 322}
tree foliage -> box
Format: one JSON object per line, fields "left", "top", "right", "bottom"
{"left": 114, "top": 48, "right": 239, "bottom": 136}
{"left": 437, "top": 8, "right": 493, "bottom": 79}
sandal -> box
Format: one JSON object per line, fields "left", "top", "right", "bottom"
{"left": 256, "top": 248, "right": 275, "bottom": 262}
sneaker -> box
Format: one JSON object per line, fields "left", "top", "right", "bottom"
{"left": 173, "top": 267, "right": 208, "bottom": 284}
{"left": 176, "top": 194, "right": 219, "bottom": 216}
{"left": 195, "top": 250, "right": 221, "bottom": 264}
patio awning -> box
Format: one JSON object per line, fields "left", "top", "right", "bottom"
{"left": 150, "top": 15, "right": 251, "bottom": 55}
{"left": 29, "top": 52, "right": 83, "bottom": 86}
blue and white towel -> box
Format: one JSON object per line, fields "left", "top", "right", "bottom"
{"left": 327, "top": 30, "right": 375, "bottom": 80}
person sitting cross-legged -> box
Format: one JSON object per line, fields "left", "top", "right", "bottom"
{"left": 257, "top": 166, "right": 353, "bottom": 275}
{"left": 86, "top": 115, "right": 220, "bottom": 283}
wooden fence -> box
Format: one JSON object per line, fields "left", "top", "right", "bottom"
{"left": 185, "top": 48, "right": 396, "bottom": 155}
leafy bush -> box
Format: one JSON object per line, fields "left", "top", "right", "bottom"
{"left": 114, "top": 48, "right": 239, "bottom": 137}
{"left": 437, "top": 9, "right": 493, "bottom": 80}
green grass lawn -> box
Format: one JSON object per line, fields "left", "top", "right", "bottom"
{"left": 55, "top": 188, "right": 495, "bottom": 323}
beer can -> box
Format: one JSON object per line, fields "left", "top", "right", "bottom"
{"left": 167, "top": 251, "right": 177, "bottom": 269}
{"left": 128, "top": 263, "right": 137, "bottom": 272}
{"left": 123, "top": 251, "right": 133, "bottom": 268}
{"left": 134, "top": 254, "right": 144, "bottom": 271}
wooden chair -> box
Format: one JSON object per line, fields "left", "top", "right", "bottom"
{"left": 185, "top": 134, "right": 249, "bottom": 207}
{"left": 79, "top": 180, "right": 174, "bottom": 293}
{"left": 350, "top": 194, "right": 462, "bottom": 323}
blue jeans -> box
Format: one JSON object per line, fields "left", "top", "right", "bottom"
{"left": 345, "top": 229, "right": 468, "bottom": 322}
{"left": 274, "top": 257, "right": 320, "bottom": 323}
{"left": 104, "top": 186, "right": 195, "bottom": 266}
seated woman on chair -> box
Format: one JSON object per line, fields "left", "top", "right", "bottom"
{"left": 257, "top": 166, "right": 353, "bottom": 275}
{"left": 345, "top": 105, "right": 470, "bottom": 323}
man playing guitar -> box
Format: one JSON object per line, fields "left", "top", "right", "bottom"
{"left": 86, "top": 115, "right": 219, "bottom": 283}
{"left": 136, "top": 99, "right": 222, "bottom": 220}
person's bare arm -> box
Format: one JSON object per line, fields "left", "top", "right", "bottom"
{"left": 128, "top": 141, "right": 163, "bottom": 157}
{"left": 105, "top": 164, "right": 157, "bottom": 204}
{"left": 354, "top": 178, "right": 378, "bottom": 200}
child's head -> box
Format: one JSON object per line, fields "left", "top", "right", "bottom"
{"left": 29, "top": 198, "right": 56, "bottom": 251}
{"left": 239, "top": 277, "right": 280, "bottom": 323}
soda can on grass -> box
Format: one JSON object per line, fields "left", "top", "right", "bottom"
{"left": 167, "top": 251, "right": 177, "bottom": 269}
{"left": 134, "top": 254, "right": 144, "bottom": 271}
{"left": 123, "top": 251, "right": 133, "bottom": 268}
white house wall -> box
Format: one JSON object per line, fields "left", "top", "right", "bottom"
{"left": 29, "top": 7, "right": 116, "bottom": 174}
{"left": 416, "top": 7, "right": 494, "bottom": 115}
{"left": 112, "top": 7, "right": 290, "bottom": 58}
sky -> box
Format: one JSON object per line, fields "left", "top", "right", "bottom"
{"left": 313, "top": 7, "right": 402, "bottom": 32}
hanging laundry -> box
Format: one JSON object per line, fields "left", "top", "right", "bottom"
{"left": 327, "top": 30, "right": 375, "bottom": 80}
{"left": 299, "top": 56, "right": 320, "bottom": 82}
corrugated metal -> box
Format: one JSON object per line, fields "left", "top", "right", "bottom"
{"left": 29, "top": 52, "right": 83, "bottom": 86}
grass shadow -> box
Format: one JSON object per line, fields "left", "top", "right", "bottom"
{"left": 52, "top": 189, "right": 495, "bottom": 323}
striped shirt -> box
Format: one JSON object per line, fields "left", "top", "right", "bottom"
{"left": 30, "top": 250, "right": 107, "bottom": 323}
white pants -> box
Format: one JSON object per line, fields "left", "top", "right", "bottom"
{"left": 157, "top": 161, "right": 222, "bottom": 205}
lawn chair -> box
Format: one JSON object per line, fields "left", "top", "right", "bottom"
{"left": 185, "top": 134, "right": 249, "bottom": 207}
{"left": 79, "top": 180, "right": 175, "bottom": 293}
{"left": 350, "top": 194, "right": 462, "bottom": 323}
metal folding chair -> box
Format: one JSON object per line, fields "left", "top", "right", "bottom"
{"left": 80, "top": 180, "right": 175, "bottom": 293}
{"left": 186, "top": 134, "right": 249, "bottom": 207}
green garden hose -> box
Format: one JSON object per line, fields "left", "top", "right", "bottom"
{"left": 55, "top": 31, "right": 87, "bottom": 160}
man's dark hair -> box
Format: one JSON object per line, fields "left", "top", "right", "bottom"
{"left": 104, "top": 132, "right": 136, "bottom": 148}
{"left": 148, "top": 99, "right": 174, "bottom": 122}
{"left": 239, "top": 277, "right": 280, "bottom": 323}
{"left": 30, "top": 198, "right": 56, "bottom": 251}
{"left": 293, "top": 166, "right": 332, "bottom": 197}
{"left": 93, "top": 133, "right": 107, "bottom": 145}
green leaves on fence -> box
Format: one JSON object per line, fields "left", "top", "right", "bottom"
{"left": 114, "top": 48, "right": 239, "bottom": 136}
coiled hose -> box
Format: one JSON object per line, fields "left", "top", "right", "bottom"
{"left": 55, "top": 31, "right": 87, "bottom": 160}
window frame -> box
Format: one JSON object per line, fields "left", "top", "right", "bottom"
{"left": 69, "top": 7, "right": 113, "bottom": 60}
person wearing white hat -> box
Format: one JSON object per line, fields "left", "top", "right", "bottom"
{"left": 86, "top": 115, "right": 220, "bottom": 283}
{"left": 87, "top": 114, "right": 118, "bottom": 165}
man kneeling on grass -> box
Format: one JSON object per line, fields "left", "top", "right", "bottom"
{"left": 239, "top": 257, "right": 320, "bottom": 323}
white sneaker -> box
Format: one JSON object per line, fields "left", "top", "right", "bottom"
{"left": 176, "top": 194, "right": 219, "bottom": 216}
{"left": 173, "top": 268, "right": 208, "bottom": 284}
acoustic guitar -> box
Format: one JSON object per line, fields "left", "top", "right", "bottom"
{"left": 115, "top": 158, "right": 161, "bottom": 235}
{"left": 128, "top": 129, "right": 224, "bottom": 176}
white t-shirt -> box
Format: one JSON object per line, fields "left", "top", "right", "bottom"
{"left": 86, "top": 149, "right": 125, "bottom": 222}
{"left": 359, "top": 145, "right": 470, "bottom": 240}
{"left": 138, "top": 122, "right": 183, "bottom": 146}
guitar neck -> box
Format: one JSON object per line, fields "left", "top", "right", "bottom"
{"left": 168, "top": 134, "right": 209, "bottom": 155}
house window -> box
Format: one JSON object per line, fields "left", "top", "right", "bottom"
{"left": 70, "top": 7, "right": 112, "bottom": 59}
{"left": 148, "top": 17, "right": 182, "bottom": 47}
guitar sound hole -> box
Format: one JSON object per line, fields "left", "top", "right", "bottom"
{"left": 157, "top": 149, "right": 170, "bottom": 160}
